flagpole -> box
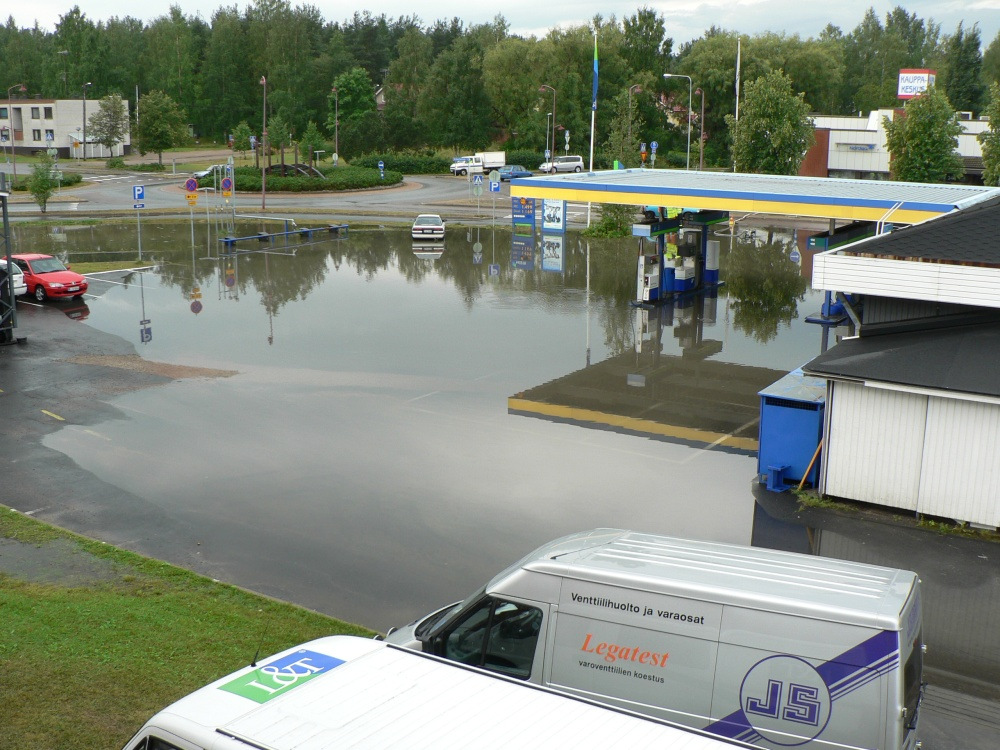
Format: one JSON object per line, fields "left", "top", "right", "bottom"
{"left": 587, "top": 31, "right": 598, "bottom": 227}
{"left": 733, "top": 38, "right": 741, "bottom": 173}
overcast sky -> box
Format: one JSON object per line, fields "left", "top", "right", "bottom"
{"left": 9, "top": 0, "right": 1000, "bottom": 49}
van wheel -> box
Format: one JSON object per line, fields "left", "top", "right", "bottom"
{"left": 550, "top": 167, "right": 557, "bottom": 174}
{"left": 459, "top": 169, "right": 467, "bottom": 176}
{"left": 34, "top": 285, "right": 47, "bottom": 302}
{"left": 574, "top": 166, "right": 582, "bottom": 172}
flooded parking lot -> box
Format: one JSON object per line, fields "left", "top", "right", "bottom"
{"left": 6, "top": 218, "right": 999, "bottom": 715}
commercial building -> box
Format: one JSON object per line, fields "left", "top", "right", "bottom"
{"left": 1, "top": 95, "right": 131, "bottom": 160}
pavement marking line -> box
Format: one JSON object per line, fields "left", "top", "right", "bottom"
{"left": 23, "top": 508, "right": 47, "bottom": 516}
{"left": 40, "top": 409, "right": 65, "bottom": 421}
{"left": 81, "top": 428, "right": 111, "bottom": 441}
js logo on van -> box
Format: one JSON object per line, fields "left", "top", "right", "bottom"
{"left": 740, "top": 655, "right": 831, "bottom": 745}
{"left": 219, "top": 649, "right": 345, "bottom": 704}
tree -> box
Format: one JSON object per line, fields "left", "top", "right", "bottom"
{"left": 28, "top": 153, "right": 58, "bottom": 213}
{"left": 978, "top": 83, "right": 1000, "bottom": 185}
{"left": 88, "top": 93, "right": 129, "bottom": 158}
{"left": 134, "top": 90, "right": 187, "bottom": 164}
{"left": 231, "top": 121, "right": 254, "bottom": 160}
{"left": 942, "top": 23, "right": 985, "bottom": 115}
{"left": 725, "top": 70, "right": 814, "bottom": 174}
{"left": 883, "top": 85, "right": 964, "bottom": 183}
{"left": 298, "top": 121, "right": 327, "bottom": 168}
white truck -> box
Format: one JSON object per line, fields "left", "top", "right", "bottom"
{"left": 386, "top": 528, "right": 924, "bottom": 750}
{"left": 121, "top": 635, "right": 757, "bottom": 749}
{"left": 450, "top": 150, "right": 505, "bottom": 176}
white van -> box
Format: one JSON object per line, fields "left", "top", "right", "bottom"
{"left": 122, "top": 635, "right": 757, "bottom": 749}
{"left": 386, "top": 529, "right": 924, "bottom": 750}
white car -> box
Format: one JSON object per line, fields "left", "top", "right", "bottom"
{"left": 411, "top": 214, "right": 446, "bottom": 240}
{"left": 539, "top": 155, "right": 584, "bottom": 173}
{"left": 0, "top": 259, "right": 27, "bottom": 297}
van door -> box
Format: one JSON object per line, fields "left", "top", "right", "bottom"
{"left": 430, "top": 596, "right": 548, "bottom": 682}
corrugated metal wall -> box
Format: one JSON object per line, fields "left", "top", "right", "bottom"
{"left": 823, "top": 381, "right": 1000, "bottom": 527}
{"left": 863, "top": 296, "right": 974, "bottom": 325}
{"left": 822, "top": 381, "right": 926, "bottom": 511}
{"left": 918, "top": 398, "right": 1000, "bottom": 526}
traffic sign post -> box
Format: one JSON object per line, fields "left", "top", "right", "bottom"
{"left": 132, "top": 185, "right": 145, "bottom": 260}
{"left": 650, "top": 141, "right": 658, "bottom": 167}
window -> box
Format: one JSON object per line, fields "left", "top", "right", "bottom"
{"left": 45, "top": 129, "right": 54, "bottom": 142}
{"left": 32, "top": 129, "right": 41, "bottom": 141}
{"left": 0, "top": 107, "right": 7, "bottom": 118}
{"left": 442, "top": 597, "right": 542, "bottom": 680}
{"left": 31, "top": 107, "right": 40, "bottom": 119}
{"left": 902, "top": 630, "right": 923, "bottom": 731}
{"left": 44, "top": 107, "right": 53, "bottom": 119}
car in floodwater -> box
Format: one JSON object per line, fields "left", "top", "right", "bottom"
{"left": 11, "top": 253, "right": 88, "bottom": 301}
{"left": 411, "top": 214, "right": 446, "bottom": 240}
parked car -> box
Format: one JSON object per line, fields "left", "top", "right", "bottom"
{"left": 11, "top": 253, "right": 88, "bottom": 301}
{"left": 411, "top": 214, "right": 446, "bottom": 240}
{"left": 499, "top": 165, "right": 534, "bottom": 181}
{"left": 0, "top": 259, "right": 27, "bottom": 297}
{"left": 539, "top": 155, "right": 584, "bottom": 174}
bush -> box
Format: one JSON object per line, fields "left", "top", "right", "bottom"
{"left": 132, "top": 162, "right": 166, "bottom": 172}
{"left": 224, "top": 165, "right": 402, "bottom": 192}
{"left": 352, "top": 151, "right": 451, "bottom": 174}
{"left": 106, "top": 156, "right": 126, "bottom": 169}
{"left": 507, "top": 149, "right": 546, "bottom": 169}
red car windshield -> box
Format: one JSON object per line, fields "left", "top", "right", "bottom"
{"left": 29, "top": 258, "right": 68, "bottom": 273}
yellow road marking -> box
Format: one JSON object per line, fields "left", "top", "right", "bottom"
{"left": 40, "top": 409, "right": 65, "bottom": 421}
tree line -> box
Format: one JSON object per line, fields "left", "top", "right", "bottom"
{"left": 1, "top": 3, "right": 996, "bottom": 169}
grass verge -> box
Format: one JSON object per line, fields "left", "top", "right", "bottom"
{"left": 0, "top": 506, "right": 372, "bottom": 749}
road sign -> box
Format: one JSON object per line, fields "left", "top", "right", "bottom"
{"left": 221, "top": 176, "right": 233, "bottom": 196}
{"left": 489, "top": 181, "right": 500, "bottom": 193}
{"left": 651, "top": 141, "right": 659, "bottom": 152}
{"left": 377, "top": 160, "right": 385, "bottom": 170}
{"left": 190, "top": 300, "right": 203, "bottom": 315}
{"left": 489, "top": 170, "right": 500, "bottom": 182}
{"left": 133, "top": 203, "right": 145, "bottom": 209}
{"left": 545, "top": 149, "right": 551, "bottom": 159}
{"left": 184, "top": 177, "right": 198, "bottom": 192}
{"left": 472, "top": 184, "right": 483, "bottom": 197}
{"left": 133, "top": 185, "right": 145, "bottom": 201}
{"left": 187, "top": 197, "right": 198, "bottom": 206}
{"left": 473, "top": 174, "right": 483, "bottom": 185}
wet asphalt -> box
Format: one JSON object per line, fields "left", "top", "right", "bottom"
{"left": 3, "top": 278, "right": 999, "bottom": 749}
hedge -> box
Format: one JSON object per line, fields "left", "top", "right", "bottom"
{"left": 352, "top": 152, "right": 451, "bottom": 174}
{"left": 215, "top": 165, "right": 403, "bottom": 192}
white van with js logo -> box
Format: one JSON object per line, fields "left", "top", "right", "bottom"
{"left": 386, "top": 529, "right": 924, "bottom": 750}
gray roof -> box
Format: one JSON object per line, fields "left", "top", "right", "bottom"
{"left": 803, "top": 321, "right": 1000, "bottom": 398}
{"left": 835, "top": 193, "right": 1000, "bottom": 264}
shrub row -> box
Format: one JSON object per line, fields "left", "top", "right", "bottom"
{"left": 221, "top": 165, "right": 403, "bottom": 192}
{"left": 352, "top": 152, "right": 452, "bottom": 174}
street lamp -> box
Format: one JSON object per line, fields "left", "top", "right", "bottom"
{"left": 545, "top": 112, "right": 552, "bottom": 158}
{"left": 540, "top": 84, "right": 556, "bottom": 168}
{"left": 695, "top": 87, "right": 706, "bottom": 170}
{"left": 260, "top": 75, "right": 267, "bottom": 209}
{"left": 6, "top": 83, "right": 26, "bottom": 182}
{"left": 330, "top": 87, "right": 339, "bottom": 166}
{"left": 627, "top": 84, "right": 642, "bottom": 144}
{"left": 81, "top": 82, "right": 92, "bottom": 160}
{"left": 57, "top": 50, "right": 69, "bottom": 97}
{"left": 662, "top": 73, "right": 692, "bottom": 170}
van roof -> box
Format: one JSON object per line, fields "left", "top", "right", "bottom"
{"left": 141, "top": 636, "right": 754, "bottom": 749}
{"left": 514, "top": 529, "right": 916, "bottom": 629}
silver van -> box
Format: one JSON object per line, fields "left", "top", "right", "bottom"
{"left": 540, "top": 155, "right": 584, "bottom": 173}
{"left": 386, "top": 528, "right": 924, "bottom": 750}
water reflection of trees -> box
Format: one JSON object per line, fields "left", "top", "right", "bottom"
{"left": 723, "top": 233, "right": 808, "bottom": 343}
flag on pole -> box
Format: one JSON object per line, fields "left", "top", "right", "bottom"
{"left": 734, "top": 38, "right": 741, "bottom": 121}
{"left": 592, "top": 34, "right": 599, "bottom": 111}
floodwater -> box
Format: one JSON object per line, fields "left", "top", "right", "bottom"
{"left": 16, "top": 218, "right": 1000, "bottom": 699}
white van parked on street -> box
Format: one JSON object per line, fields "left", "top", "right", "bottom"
{"left": 122, "top": 635, "right": 758, "bottom": 749}
{"left": 386, "top": 529, "right": 924, "bottom": 750}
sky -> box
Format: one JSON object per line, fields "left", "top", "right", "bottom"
{"left": 7, "top": 0, "right": 1000, "bottom": 49}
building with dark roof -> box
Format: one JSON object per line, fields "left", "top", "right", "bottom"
{"left": 803, "top": 196, "right": 1000, "bottom": 528}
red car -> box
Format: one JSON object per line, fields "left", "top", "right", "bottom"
{"left": 11, "top": 254, "right": 88, "bottom": 301}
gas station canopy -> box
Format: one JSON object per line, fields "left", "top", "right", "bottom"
{"left": 510, "top": 169, "right": 1000, "bottom": 225}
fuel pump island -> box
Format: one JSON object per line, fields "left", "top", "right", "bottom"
{"left": 632, "top": 207, "right": 727, "bottom": 305}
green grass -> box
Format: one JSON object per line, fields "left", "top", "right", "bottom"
{"left": 74, "top": 260, "right": 145, "bottom": 273}
{"left": 0, "top": 506, "right": 373, "bottom": 749}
